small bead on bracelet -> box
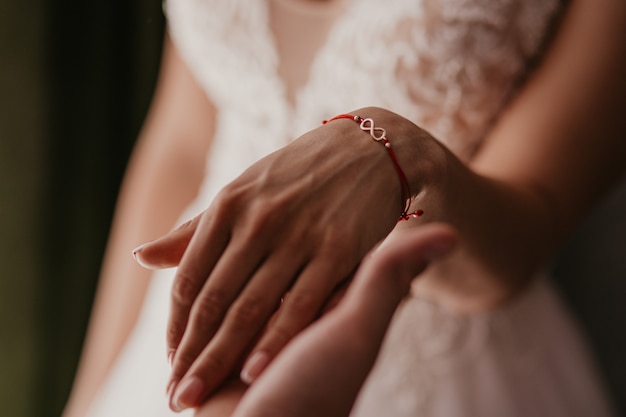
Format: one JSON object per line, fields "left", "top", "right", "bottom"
{"left": 323, "top": 114, "right": 423, "bottom": 221}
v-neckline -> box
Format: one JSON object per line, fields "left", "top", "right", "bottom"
{"left": 265, "top": 0, "right": 349, "bottom": 109}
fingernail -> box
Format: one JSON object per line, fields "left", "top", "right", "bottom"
{"left": 166, "top": 378, "right": 178, "bottom": 397}
{"left": 241, "top": 351, "right": 270, "bottom": 385}
{"left": 167, "top": 349, "right": 176, "bottom": 369}
{"left": 132, "top": 244, "right": 151, "bottom": 268}
{"left": 171, "top": 376, "right": 204, "bottom": 412}
{"left": 132, "top": 243, "right": 144, "bottom": 257}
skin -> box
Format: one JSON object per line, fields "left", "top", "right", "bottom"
{"left": 230, "top": 224, "right": 458, "bottom": 417}
{"left": 66, "top": 0, "right": 626, "bottom": 415}
{"left": 178, "top": 224, "right": 457, "bottom": 417}
{"left": 135, "top": 0, "right": 626, "bottom": 412}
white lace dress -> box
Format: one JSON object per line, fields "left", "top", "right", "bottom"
{"left": 85, "top": 0, "right": 616, "bottom": 416}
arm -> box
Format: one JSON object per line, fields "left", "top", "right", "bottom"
{"left": 62, "top": 35, "right": 215, "bottom": 417}
{"left": 410, "top": 0, "right": 626, "bottom": 311}
{"left": 136, "top": 0, "right": 626, "bottom": 411}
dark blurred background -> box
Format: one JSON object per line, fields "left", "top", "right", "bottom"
{"left": 1, "top": 0, "right": 164, "bottom": 416}
{"left": 0, "top": 1, "right": 624, "bottom": 417}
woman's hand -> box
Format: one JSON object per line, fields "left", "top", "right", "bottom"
{"left": 229, "top": 224, "right": 457, "bottom": 417}
{"left": 134, "top": 107, "right": 443, "bottom": 411}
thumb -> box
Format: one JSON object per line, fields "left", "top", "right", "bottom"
{"left": 340, "top": 223, "right": 457, "bottom": 339}
{"left": 232, "top": 224, "right": 456, "bottom": 417}
{"left": 132, "top": 216, "right": 200, "bottom": 269}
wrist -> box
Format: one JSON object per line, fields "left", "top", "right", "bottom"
{"left": 346, "top": 107, "right": 449, "bottom": 214}
{"left": 319, "top": 106, "right": 449, "bottom": 224}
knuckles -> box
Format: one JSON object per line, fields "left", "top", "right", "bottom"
{"left": 211, "top": 184, "right": 246, "bottom": 222}
{"left": 266, "top": 321, "right": 294, "bottom": 349}
{"left": 242, "top": 202, "right": 284, "bottom": 242}
{"left": 195, "top": 352, "right": 229, "bottom": 381}
{"left": 227, "top": 294, "right": 268, "bottom": 332}
{"left": 172, "top": 347, "right": 201, "bottom": 376}
{"left": 190, "top": 288, "right": 230, "bottom": 331}
{"left": 171, "top": 271, "right": 202, "bottom": 308}
{"left": 261, "top": 290, "right": 320, "bottom": 350}
{"left": 166, "top": 319, "right": 186, "bottom": 347}
{"left": 283, "top": 290, "right": 318, "bottom": 319}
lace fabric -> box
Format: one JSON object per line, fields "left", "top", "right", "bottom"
{"left": 351, "top": 276, "right": 614, "bottom": 416}
{"left": 165, "top": 0, "right": 562, "bottom": 162}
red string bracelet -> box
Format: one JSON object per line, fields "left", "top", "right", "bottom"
{"left": 323, "top": 114, "right": 423, "bottom": 221}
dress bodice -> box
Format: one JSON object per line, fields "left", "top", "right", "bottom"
{"left": 165, "top": 0, "right": 563, "bottom": 209}
{"left": 165, "top": 0, "right": 562, "bottom": 170}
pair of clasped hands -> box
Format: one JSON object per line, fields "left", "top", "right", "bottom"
{"left": 133, "top": 108, "right": 457, "bottom": 416}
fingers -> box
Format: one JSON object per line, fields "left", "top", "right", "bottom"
{"left": 238, "top": 224, "right": 457, "bottom": 388}
{"left": 193, "top": 376, "right": 247, "bottom": 417}
{"left": 132, "top": 216, "right": 200, "bottom": 269}
{"left": 232, "top": 225, "right": 456, "bottom": 417}
{"left": 343, "top": 223, "right": 457, "bottom": 332}
{"left": 240, "top": 259, "right": 347, "bottom": 384}
{"left": 166, "top": 208, "right": 233, "bottom": 363}
{"left": 168, "top": 237, "right": 314, "bottom": 411}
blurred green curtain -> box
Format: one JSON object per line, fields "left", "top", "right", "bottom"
{"left": 0, "top": 0, "right": 164, "bottom": 416}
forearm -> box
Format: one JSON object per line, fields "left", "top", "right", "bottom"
{"left": 436, "top": 0, "right": 626, "bottom": 310}
{"left": 410, "top": 156, "right": 558, "bottom": 311}
{"left": 378, "top": 0, "right": 626, "bottom": 311}
{"left": 345, "top": 104, "right": 612, "bottom": 312}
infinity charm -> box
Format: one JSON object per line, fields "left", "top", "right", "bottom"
{"left": 359, "top": 118, "right": 387, "bottom": 142}
{"left": 322, "top": 113, "right": 424, "bottom": 221}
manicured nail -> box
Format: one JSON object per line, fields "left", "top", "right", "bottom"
{"left": 171, "top": 376, "right": 204, "bottom": 412}
{"left": 241, "top": 351, "right": 270, "bottom": 385}
{"left": 166, "top": 378, "right": 178, "bottom": 397}
{"left": 132, "top": 244, "right": 151, "bottom": 268}
{"left": 167, "top": 349, "right": 176, "bottom": 369}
